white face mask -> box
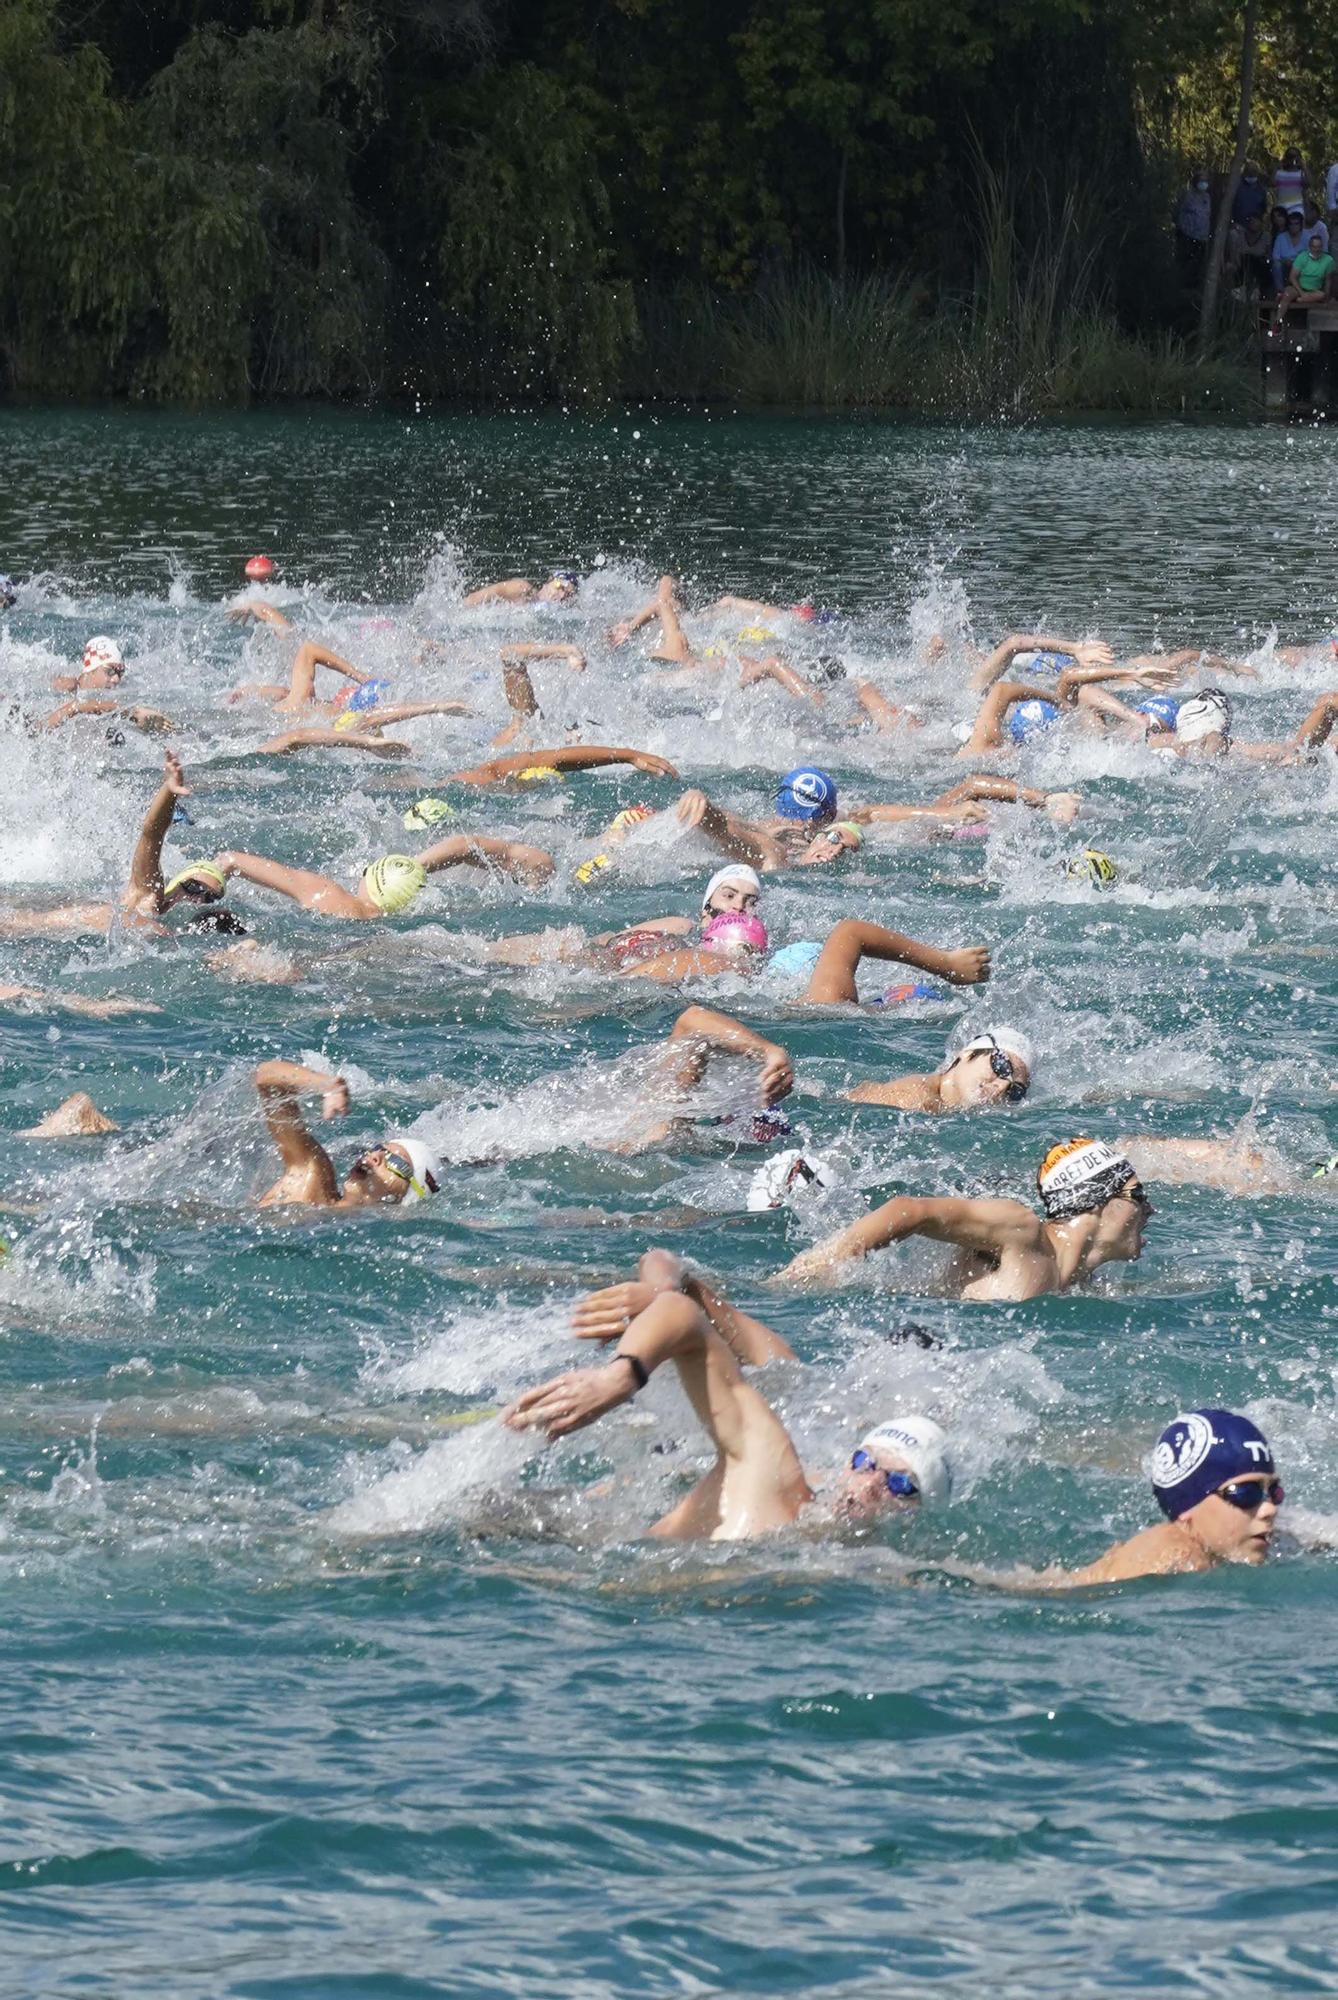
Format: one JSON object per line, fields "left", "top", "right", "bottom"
{"left": 1195, "top": 180, "right": 1209, "bottom": 192}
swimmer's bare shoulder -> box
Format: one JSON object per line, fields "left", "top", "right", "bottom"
{"left": 1022, "top": 1522, "right": 1212, "bottom": 1589}
{"left": 845, "top": 1073, "right": 942, "bottom": 1110}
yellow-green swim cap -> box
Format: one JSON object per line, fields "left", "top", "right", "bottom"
{"left": 403, "top": 797, "right": 457, "bottom": 832}
{"left": 1068, "top": 848, "right": 1117, "bottom": 887}
{"left": 574, "top": 852, "right": 611, "bottom": 886}
{"left": 363, "top": 854, "right": 427, "bottom": 914}
{"left": 163, "top": 862, "right": 226, "bottom": 902}
{"left": 516, "top": 766, "right": 562, "bottom": 783}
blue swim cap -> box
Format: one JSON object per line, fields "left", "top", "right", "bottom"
{"left": 0, "top": 575, "right": 15, "bottom": 609}
{"left": 776, "top": 766, "right": 837, "bottom": 821}
{"left": 346, "top": 676, "right": 392, "bottom": 713}
{"left": 1135, "top": 695, "right": 1181, "bottom": 731}
{"left": 770, "top": 939, "right": 824, "bottom": 978}
{"left": 1151, "top": 1409, "right": 1274, "bottom": 1520}
{"left": 1006, "top": 698, "right": 1060, "bottom": 745}
{"left": 1014, "top": 648, "right": 1074, "bottom": 676}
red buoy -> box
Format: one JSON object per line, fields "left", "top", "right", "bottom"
{"left": 245, "top": 555, "right": 275, "bottom": 581}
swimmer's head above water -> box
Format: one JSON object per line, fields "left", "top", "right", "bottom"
{"left": 839, "top": 1414, "right": 953, "bottom": 1520}
{"left": 1037, "top": 1138, "right": 1154, "bottom": 1257}
{"left": 538, "top": 570, "right": 581, "bottom": 604}
{"left": 1150, "top": 1408, "right": 1281, "bottom": 1565}
{"left": 1172, "top": 688, "right": 1232, "bottom": 755}
{"left": 342, "top": 1133, "right": 443, "bottom": 1206}
{"left": 775, "top": 765, "right": 837, "bottom": 824}
{"left": 701, "top": 864, "right": 762, "bottom": 918}
{"left": 940, "top": 1028, "right": 1033, "bottom": 1106}
{"left": 700, "top": 911, "right": 769, "bottom": 957}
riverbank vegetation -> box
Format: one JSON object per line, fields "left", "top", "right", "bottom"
{"left": 0, "top": 0, "right": 1327, "bottom": 413}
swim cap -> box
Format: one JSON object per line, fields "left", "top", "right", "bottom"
{"left": 362, "top": 855, "right": 427, "bottom": 914}
{"left": 1311, "top": 1154, "right": 1338, "bottom": 1179}
{"left": 607, "top": 804, "right": 655, "bottom": 835}
{"left": 0, "top": 575, "right": 15, "bottom": 609}
{"left": 736, "top": 625, "right": 777, "bottom": 643}
{"left": 163, "top": 862, "right": 226, "bottom": 902}
{"left": 830, "top": 820, "right": 862, "bottom": 849}
{"left": 1011, "top": 649, "right": 1074, "bottom": 676}
{"left": 1151, "top": 1409, "right": 1274, "bottom": 1520}
{"left": 573, "top": 852, "right": 611, "bottom": 886}
{"left": 701, "top": 863, "right": 762, "bottom": 915}
{"left": 769, "top": 939, "right": 823, "bottom": 978}
{"left": 700, "top": 911, "right": 769, "bottom": 955}
{"left": 870, "top": 982, "right": 942, "bottom": 1006}
{"left": 345, "top": 677, "right": 392, "bottom": 714}
{"left": 549, "top": 569, "right": 580, "bottom": 589}
{"left": 334, "top": 707, "right": 372, "bottom": 734}
{"left": 245, "top": 555, "right": 275, "bottom": 581}
{"left": 386, "top": 1132, "right": 443, "bottom": 1203}
{"left": 747, "top": 1147, "right": 841, "bottom": 1210}
{"left": 1006, "top": 698, "right": 1060, "bottom": 744}
{"left": 955, "top": 1027, "right": 1035, "bottom": 1071}
{"left": 776, "top": 766, "right": 837, "bottom": 822}
{"left": 856, "top": 1416, "right": 953, "bottom": 1504}
{"left": 403, "top": 797, "right": 456, "bottom": 831}
{"left": 804, "top": 654, "right": 847, "bottom": 685}
{"left": 1135, "top": 694, "right": 1182, "bottom": 731}
{"left": 1176, "top": 689, "right": 1233, "bottom": 744}
{"left": 1068, "top": 847, "right": 1117, "bottom": 886}
{"left": 82, "top": 636, "right": 123, "bottom": 675}
{"left": 516, "top": 766, "right": 562, "bottom": 782}
{"left": 1036, "top": 1138, "right": 1136, "bottom": 1220}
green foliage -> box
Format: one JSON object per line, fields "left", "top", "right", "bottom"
{"left": 0, "top": 0, "right": 1297, "bottom": 409}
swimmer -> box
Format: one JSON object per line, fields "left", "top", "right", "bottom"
{"left": 482, "top": 862, "right": 765, "bottom": 973}
{"left": 850, "top": 775, "right": 1082, "bottom": 829}
{"left": 0, "top": 985, "right": 162, "bottom": 1018}
{"left": 1147, "top": 687, "right": 1338, "bottom": 762}
{"left": 50, "top": 636, "right": 128, "bottom": 694}
{"left": 801, "top": 920, "right": 991, "bottom": 1004}
{"left": 671, "top": 768, "right": 861, "bottom": 872}
{"left": 504, "top": 1248, "right": 951, "bottom": 1541}
{"left": 0, "top": 751, "right": 243, "bottom": 939}
{"left": 253, "top": 1061, "right": 442, "bottom": 1209}
{"left": 464, "top": 570, "right": 581, "bottom": 607}
{"left": 251, "top": 699, "right": 476, "bottom": 757}
{"left": 431, "top": 743, "right": 679, "bottom": 787}
{"left": 1051, "top": 1411, "right": 1282, "bottom": 1583}
{"left": 773, "top": 1136, "right": 1151, "bottom": 1299}
{"left": 623, "top": 1005, "right": 795, "bottom": 1148}
{"left": 0, "top": 575, "right": 16, "bottom": 610}
{"left": 41, "top": 697, "right": 175, "bottom": 737}
{"left": 491, "top": 642, "right": 587, "bottom": 747}
{"left": 845, "top": 1027, "right": 1033, "bottom": 1111}
{"left": 956, "top": 661, "right": 1181, "bottom": 756}
{"left": 210, "top": 832, "right": 556, "bottom": 921}
{"left": 736, "top": 649, "right": 917, "bottom": 733}
{"left": 969, "top": 633, "right": 1114, "bottom": 693}
{"left": 225, "top": 602, "right": 381, "bottom": 714}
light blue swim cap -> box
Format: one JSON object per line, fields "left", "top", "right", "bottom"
{"left": 770, "top": 939, "right": 824, "bottom": 978}
{"left": 346, "top": 676, "right": 392, "bottom": 713}
{"left": 1007, "top": 698, "right": 1060, "bottom": 745}
{"left": 1014, "top": 648, "right": 1074, "bottom": 676}
{"left": 1135, "top": 694, "right": 1181, "bottom": 731}
{"left": 776, "top": 766, "right": 837, "bottom": 822}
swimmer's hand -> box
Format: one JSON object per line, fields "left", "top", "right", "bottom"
{"left": 675, "top": 788, "right": 710, "bottom": 829}
{"left": 503, "top": 1363, "right": 636, "bottom": 1439}
{"left": 320, "top": 1079, "right": 350, "bottom": 1121}
{"left": 164, "top": 749, "right": 190, "bottom": 796}
{"left": 941, "top": 946, "right": 991, "bottom": 985}
{"left": 758, "top": 1046, "right": 794, "bottom": 1105}
{"left": 1044, "top": 791, "right": 1081, "bottom": 824}
{"left": 1129, "top": 663, "right": 1178, "bottom": 690}
{"left": 1072, "top": 640, "right": 1115, "bottom": 671}
{"left": 629, "top": 751, "right": 679, "bottom": 778}
{"left": 571, "top": 1281, "right": 659, "bottom": 1341}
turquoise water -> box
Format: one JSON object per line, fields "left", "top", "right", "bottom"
{"left": 0, "top": 407, "right": 1336, "bottom": 1996}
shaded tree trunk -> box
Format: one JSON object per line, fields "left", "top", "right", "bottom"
{"left": 1199, "top": 0, "right": 1258, "bottom": 347}
{"left": 835, "top": 146, "right": 848, "bottom": 277}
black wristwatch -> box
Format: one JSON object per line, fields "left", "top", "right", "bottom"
{"left": 614, "top": 1350, "right": 649, "bottom": 1392}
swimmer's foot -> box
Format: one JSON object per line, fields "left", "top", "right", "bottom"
{"left": 20, "top": 1091, "right": 120, "bottom": 1137}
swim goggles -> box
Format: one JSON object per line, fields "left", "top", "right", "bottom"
{"left": 850, "top": 1449, "right": 919, "bottom": 1498}
{"left": 1122, "top": 1179, "right": 1153, "bottom": 1212}
{"left": 381, "top": 1149, "right": 440, "bottom": 1196}
{"left": 978, "top": 1037, "right": 1028, "bottom": 1103}
{"left": 1216, "top": 1477, "right": 1283, "bottom": 1511}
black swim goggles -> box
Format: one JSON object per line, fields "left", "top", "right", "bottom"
{"left": 1216, "top": 1477, "right": 1283, "bottom": 1511}
{"left": 850, "top": 1450, "right": 919, "bottom": 1498}
{"left": 977, "top": 1037, "right": 1028, "bottom": 1103}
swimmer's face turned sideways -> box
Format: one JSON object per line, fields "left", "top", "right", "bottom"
{"left": 341, "top": 1142, "right": 438, "bottom": 1206}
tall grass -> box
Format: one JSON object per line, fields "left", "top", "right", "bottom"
{"left": 625, "top": 157, "right": 1257, "bottom": 417}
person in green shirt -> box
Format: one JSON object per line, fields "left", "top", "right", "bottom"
{"left": 1277, "top": 231, "right": 1335, "bottom": 316}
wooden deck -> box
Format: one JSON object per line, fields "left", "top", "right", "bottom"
{"left": 1260, "top": 305, "right": 1338, "bottom": 413}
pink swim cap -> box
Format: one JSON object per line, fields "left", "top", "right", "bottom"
{"left": 701, "top": 912, "right": 769, "bottom": 955}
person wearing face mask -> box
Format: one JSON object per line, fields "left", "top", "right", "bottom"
{"left": 1175, "top": 167, "right": 1212, "bottom": 277}
{"left": 1231, "top": 161, "right": 1268, "bottom": 228}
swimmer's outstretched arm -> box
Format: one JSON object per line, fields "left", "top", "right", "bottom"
{"left": 956, "top": 680, "right": 1062, "bottom": 755}
{"left": 607, "top": 595, "right": 664, "bottom": 648}
{"left": 253, "top": 1060, "right": 345, "bottom": 1204}
{"left": 123, "top": 750, "right": 189, "bottom": 913}
{"left": 1291, "top": 690, "right": 1338, "bottom": 751}
{"left": 416, "top": 833, "right": 555, "bottom": 886}
{"left": 665, "top": 1005, "right": 794, "bottom": 1105}
{"left": 493, "top": 645, "right": 587, "bottom": 744}
{"left": 853, "top": 682, "right": 918, "bottom": 732}
{"left": 286, "top": 638, "right": 366, "bottom": 704}
{"left": 442, "top": 745, "right": 680, "bottom": 785}
{"left": 463, "top": 578, "right": 535, "bottom": 606}
{"left": 771, "top": 1194, "right": 1037, "bottom": 1285}
{"left": 930, "top": 775, "right": 1069, "bottom": 812}
{"left": 252, "top": 728, "right": 412, "bottom": 758}
{"left": 1116, "top": 1133, "right": 1287, "bottom": 1194}
{"left": 738, "top": 653, "right": 822, "bottom": 706}
{"left": 803, "top": 919, "right": 991, "bottom": 1005}
{"left": 369, "top": 699, "right": 476, "bottom": 724}
{"left": 505, "top": 1288, "right": 714, "bottom": 1441}
{"left": 227, "top": 601, "right": 293, "bottom": 629}
{"left": 971, "top": 635, "right": 1113, "bottom": 693}
{"left": 212, "top": 851, "right": 368, "bottom": 919}
{"left": 1054, "top": 661, "right": 1178, "bottom": 702}
{"left": 673, "top": 788, "right": 781, "bottom": 870}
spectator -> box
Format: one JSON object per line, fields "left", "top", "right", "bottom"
{"left": 1273, "top": 146, "right": 1307, "bottom": 215}
{"left": 1175, "top": 167, "right": 1212, "bottom": 278}
{"left": 1326, "top": 157, "right": 1338, "bottom": 224}
{"left": 1272, "top": 209, "right": 1307, "bottom": 293}
{"left": 1273, "top": 229, "right": 1335, "bottom": 325}
{"left": 1232, "top": 161, "right": 1268, "bottom": 227}
{"left": 1302, "top": 198, "right": 1330, "bottom": 251}
{"left": 1229, "top": 212, "right": 1271, "bottom": 299}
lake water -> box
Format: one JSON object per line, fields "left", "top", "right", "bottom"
{"left": 0, "top": 406, "right": 1335, "bottom": 1997}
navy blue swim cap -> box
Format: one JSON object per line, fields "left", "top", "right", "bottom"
{"left": 776, "top": 766, "right": 837, "bottom": 821}
{"left": 1151, "top": 1409, "right": 1274, "bottom": 1520}
{"left": 1135, "top": 694, "right": 1181, "bottom": 731}
{"left": 1007, "top": 698, "right": 1060, "bottom": 745}
{"left": 0, "top": 575, "right": 15, "bottom": 610}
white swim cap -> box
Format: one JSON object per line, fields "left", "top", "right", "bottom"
{"left": 701, "top": 864, "right": 762, "bottom": 915}
{"left": 387, "top": 1133, "right": 442, "bottom": 1203}
{"left": 856, "top": 1416, "right": 953, "bottom": 1503}
{"left": 1175, "top": 689, "right": 1232, "bottom": 743}
{"left": 747, "top": 1148, "right": 841, "bottom": 1210}
{"left": 956, "top": 1026, "right": 1035, "bottom": 1072}
{"left": 82, "top": 635, "right": 124, "bottom": 673}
